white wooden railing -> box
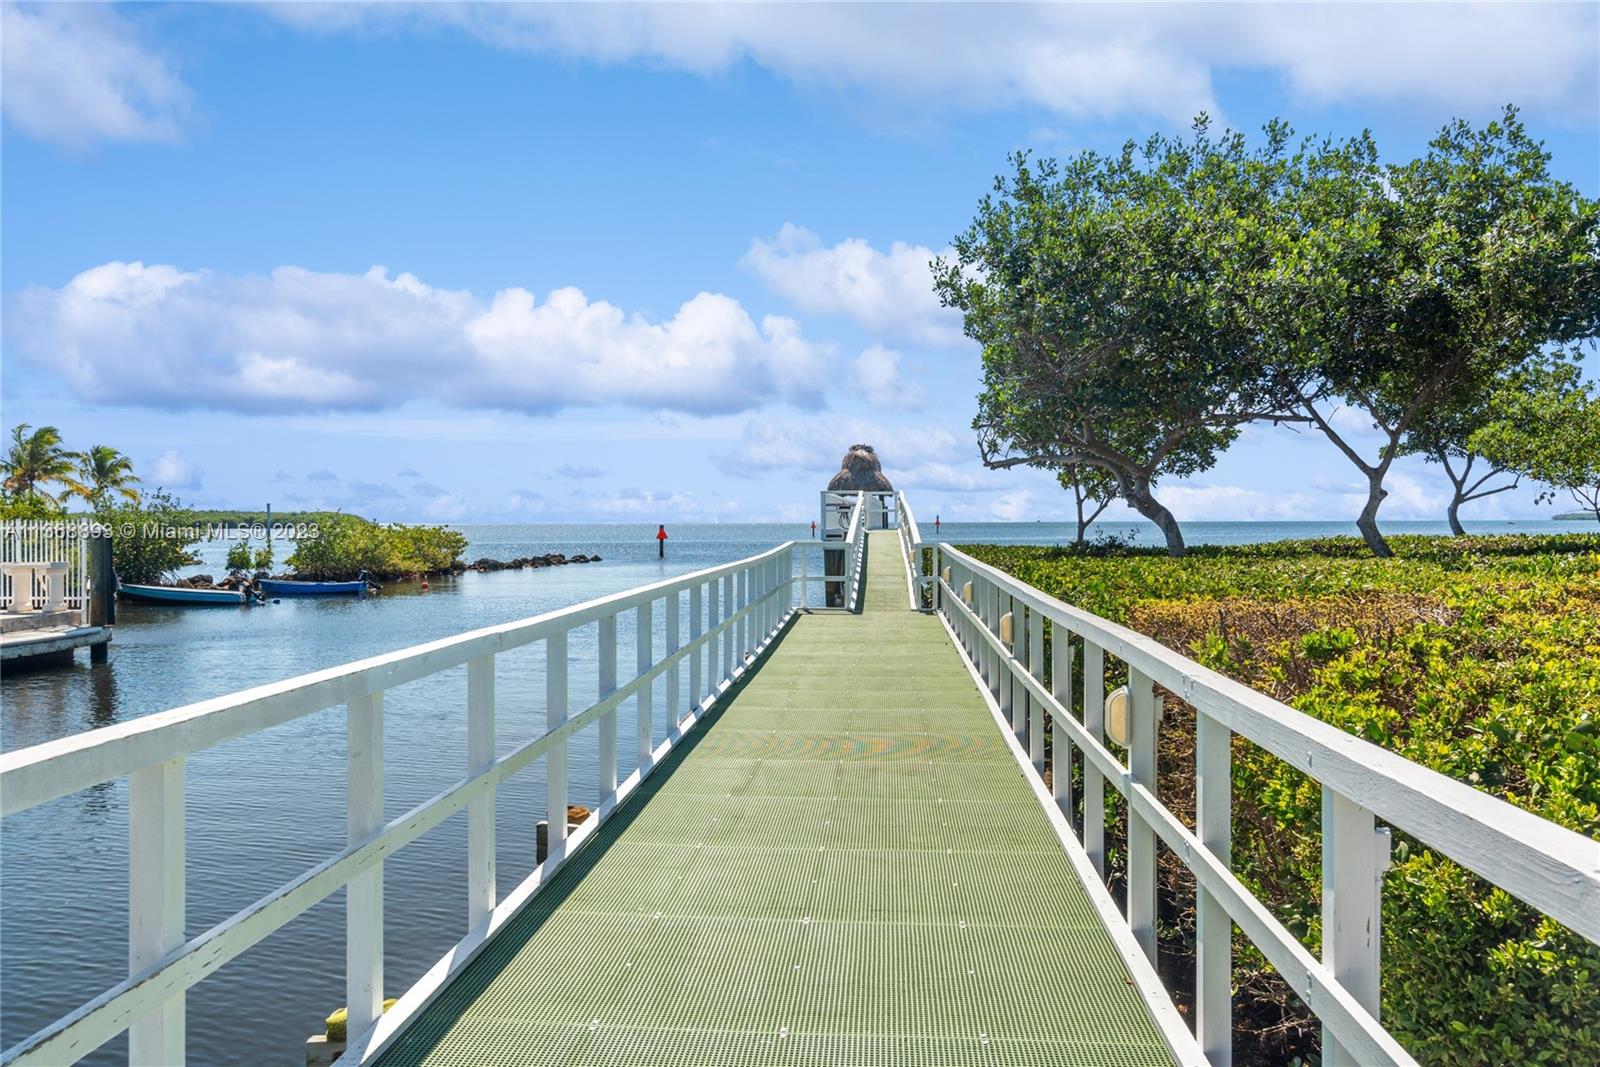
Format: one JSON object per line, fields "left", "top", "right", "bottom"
{"left": 1, "top": 519, "right": 95, "bottom": 620}
{"left": 921, "top": 539, "right": 1600, "bottom": 1067}
{"left": 0, "top": 541, "right": 809, "bottom": 1067}
{"left": 842, "top": 492, "right": 866, "bottom": 612}
{"left": 894, "top": 491, "right": 931, "bottom": 611}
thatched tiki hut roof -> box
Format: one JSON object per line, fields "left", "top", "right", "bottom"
{"left": 827, "top": 444, "right": 893, "bottom": 492}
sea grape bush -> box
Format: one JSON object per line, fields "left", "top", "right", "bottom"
{"left": 963, "top": 534, "right": 1600, "bottom": 1066}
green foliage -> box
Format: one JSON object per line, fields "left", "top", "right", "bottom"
{"left": 224, "top": 539, "right": 273, "bottom": 573}
{"left": 0, "top": 493, "right": 63, "bottom": 520}
{"left": 70, "top": 444, "right": 142, "bottom": 509}
{"left": 933, "top": 121, "right": 1301, "bottom": 555}
{"left": 1472, "top": 358, "right": 1600, "bottom": 523}
{"left": 941, "top": 108, "right": 1600, "bottom": 558}
{"left": 3, "top": 424, "right": 85, "bottom": 508}
{"left": 1058, "top": 465, "right": 1118, "bottom": 543}
{"left": 969, "top": 535, "right": 1600, "bottom": 1065}
{"left": 1266, "top": 108, "right": 1600, "bottom": 555}
{"left": 98, "top": 489, "right": 204, "bottom": 584}
{"left": 285, "top": 513, "right": 467, "bottom": 580}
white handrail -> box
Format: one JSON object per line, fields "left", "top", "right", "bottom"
{"left": 929, "top": 537, "right": 1600, "bottom": 1067}
{"left": 0, "top": 541, "right": 806, "bottom": 1066}
{"left": 894, "top": 491, "right": 929, "bottom": 610}
{"left": 841, "top": 491, "right": 867, "bottom": 612}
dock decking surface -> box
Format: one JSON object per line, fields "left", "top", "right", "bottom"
{"left": 376, "top": 532, "right": 1173, "bottom": 1066}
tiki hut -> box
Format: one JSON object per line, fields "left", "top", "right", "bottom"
{"left": 827, "top": 444, "right": 894, "bottom": 492}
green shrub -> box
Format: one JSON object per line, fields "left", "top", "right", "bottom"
{"left": 97, "top": 490, "right": 203, "bottom": 584}
{"left": 285, "top": 513, "right": 466, "bottom": 580}
{"left": 964, "top": 533, "right": 1600, "bottom": 1066}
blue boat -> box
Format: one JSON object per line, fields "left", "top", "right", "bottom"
{"left": 258, "top": 577, "right": 371, "bottom": 597}
{"left": 119, "top": 582, "right": 249, "bottom": 606}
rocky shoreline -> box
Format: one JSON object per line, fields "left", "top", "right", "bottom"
{"left": 178, "top": 552, "right": 604, "bottom": 589}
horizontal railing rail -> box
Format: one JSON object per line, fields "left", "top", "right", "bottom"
{"left": 930, "top": 540, "right": 1599, "bottom": 1067}
{"left": 1, "top": 541, "right": 809, "bottom": 1067}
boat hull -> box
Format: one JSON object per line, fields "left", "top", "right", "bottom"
{"left": 258, "top": 578, "right": 368, "bottom": 597}
{"left": 119, "top": 583, "right": 248, "bottom": 605}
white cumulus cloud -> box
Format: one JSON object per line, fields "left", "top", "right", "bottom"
{"left": 1, "top": 3, "right": 192, "bottom": 149}
{"left": 261, "top": 3, "right": 1598, "bottom": 122}
{"left": 991, "top": 490, "right": 1035, "bottom": 522}
{"left": 9, "top": 261, "right": 832, "bottom": 416}
{"left": 851, "top": 345, "right": 925, "bottom": 410}
{"left": 742, "top": 225, "right": 963, "bottom": 348}
{"left": 1159, "top": 484, "right": 1317, "bottom": 521}
{"left": 728, "top": 418, "right": 965, "bottom": 479}
{"left": 150, "top": 449, "right": 203, "bottom": 491}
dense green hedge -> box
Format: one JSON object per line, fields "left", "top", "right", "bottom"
{"left": 963, "top": 534, "right": 1600, "bottom": 1066}
{"left": 285, "top": 513, "right": 467, "bottom": 580}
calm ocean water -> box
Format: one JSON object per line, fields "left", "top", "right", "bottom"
{"left": 1, "top": 518, "right": 1590, "bottom": 1064}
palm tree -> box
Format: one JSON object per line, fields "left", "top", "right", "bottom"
{"left": 70, "top": 445, "right": 142, "bottom": 510}
{"left": 3, "top": 424, "right": 84, "bottom": 508}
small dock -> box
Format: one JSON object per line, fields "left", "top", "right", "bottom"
{"left": 0, "top": 610, "right": 109, "bottom": 669}
{"left": 0, "top": 623, "right": 111, "bottom": 668}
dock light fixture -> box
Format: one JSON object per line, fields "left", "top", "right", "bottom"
{"left": 1000, "top": 612, "right": 1014, "bottom": 648}
{"left": 1105, "top": 685, "right": 1131, "bottom": 747}
{"left": 962, "top": 582, "right": 974, "bottom": 604}
{"left": 943, "top": 566, "right": 952, "bottom": 585}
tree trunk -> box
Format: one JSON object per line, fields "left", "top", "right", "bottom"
{"left": 1123, "top": 479, "right": 1186, "bottom": 557}
{"left": 1357, "top": 474, "right": 1392, "bottom": 557}
{"left": 1446, "top": 493, "right": 1466, "bottom": 537}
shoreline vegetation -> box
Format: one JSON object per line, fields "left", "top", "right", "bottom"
{"left": 182, "top": 550, "right": 602, "bottom": 592}
{"left": 968, "top": 532, "right": 1600, "bottom": 1067}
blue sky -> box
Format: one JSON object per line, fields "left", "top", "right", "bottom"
{"left": 4, "top": 2, "right": 1597, "bottom": 524}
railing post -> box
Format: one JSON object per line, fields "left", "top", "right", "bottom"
{"left": 547, "top": 632, "right": 569, "bottom": 855}
{"left": 706, "top": 579, "right": 721, "bottom": 696}
{"left": 1026, "top": 607, "right": 1044, "bottom": 770}
{"left": 981, "top": 581, "right": 996, "bottom": 692}
{"left": 798, "top": 544, "right": 808, "bottom": 611}
{"left": 1128, "top": 667, "right": 1158, "bottom": 963}
{"left": 665, "top": 590, "right": 681, "bottom": 725}
{"left": 1050, "top": 622, "right": 1073, "bottom": 820}
{"left": 598, "top": 615, "right": 618, "bottom": 795}
{"left": 738, "top": 567, "right": 749, "bottom": 659}
{"left": 1008, "top": 596, "right": 1024, "bottom": 736}
{"left": 467, "top": 655, "right": 496, "bottom": 928}
{"left": 129, "top": 756, "right": 186, "bottom": 1066}
{"left": 345, "top": 691, "right": 384, "bottom": 1040}
{"left": 1322, "top": 789, "right": 1385, "bottom": 1066}
{"left": 688, "top": 585, "right": 703, "bottom": 713}
{"left": 636, "top": 601, "right": 653, "bottom": 767}
{"left": 721, "top": 575, "right": 734, "bottom": 682}
{"left": 1196, "top": 710, "right": 1233, "bottom": 1065}
{"left": 1083, "top": 641, "right": 1106, "bottom": 876}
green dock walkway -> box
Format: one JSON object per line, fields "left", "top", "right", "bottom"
{"left": 377, "top": 532, "right": 1174, "bottom": 1066}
